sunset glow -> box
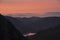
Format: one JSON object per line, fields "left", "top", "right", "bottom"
{"left": 0, "top": 0, "right": 60, "bottom": 15}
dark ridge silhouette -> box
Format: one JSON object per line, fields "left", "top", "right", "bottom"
{"left": 29, "top": 24, "right": 60, "bottom": 40}
{"left": 0, "top": 14, "right": 26, "bottom": 40}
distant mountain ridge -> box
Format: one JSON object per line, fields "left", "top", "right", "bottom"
{"left": 7, "top": 12, "right": 60, "bottom": 17}
{"left": 7, "top": 13, "right": 38, "bottom": 17}
{"left": 42, "top": 12, "right": 60, "bottom": 17}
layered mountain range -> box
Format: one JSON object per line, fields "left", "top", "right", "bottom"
{"left": 7, "top": 12, "right": 60, "bottom": 17}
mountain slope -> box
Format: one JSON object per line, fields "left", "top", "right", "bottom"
{"left": 0, "top": 14, "right": 26, "bottom": 40}
{"left": 5, "top": 16, "right": 60, "bottom": 34}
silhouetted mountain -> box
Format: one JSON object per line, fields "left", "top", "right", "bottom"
{"left": 0, "top": 14, "right": 26, "bottom": 40}
{"left": 30, "top": 24, "right": 60, "bottom": 40}
{"left": 5, "top": 16, "right": 60, "bottom": 35}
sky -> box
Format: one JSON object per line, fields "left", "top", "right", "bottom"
{"left": 0, "top": 0, "right": 60, "bottom": 16}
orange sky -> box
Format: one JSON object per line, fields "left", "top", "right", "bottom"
{"left": 0, "top": 0, "right": 60, "bottom": 15}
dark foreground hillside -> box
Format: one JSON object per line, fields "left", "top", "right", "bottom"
{"left": 26, "top": 24, "right": 60, "bottom": 40}
{"left": 40, "top": 24, "right": 60, "bottom": 40}
{"left": 4, "top": 15, "right": 60, "bottom": 40}
{"left": 0, "top": 14, "right": 26, "bottom": 40}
